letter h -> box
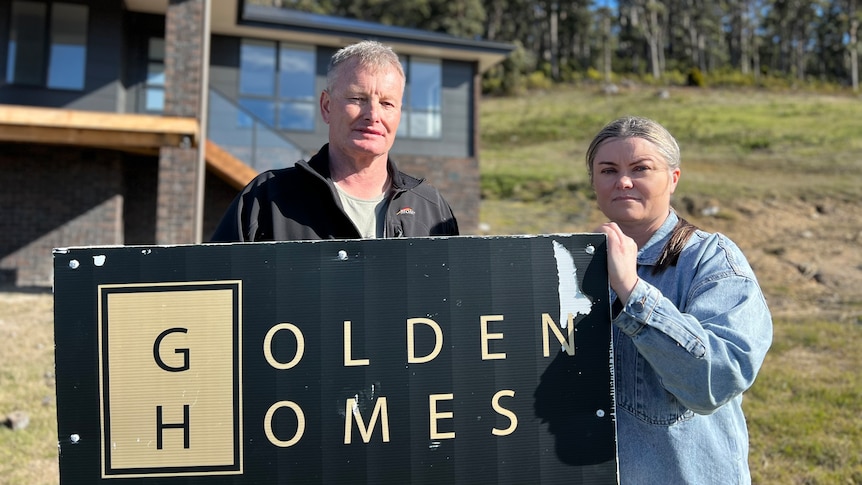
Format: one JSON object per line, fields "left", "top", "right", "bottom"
{"left": 156, "top": 405, "right": 190, "bottom": 450}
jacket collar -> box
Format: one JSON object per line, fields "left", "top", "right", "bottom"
{"left": 301, "top": 144, "right": 423, "bottom": 192}
{"left": 636, "top": 210, "right": 678, "bottom": 267}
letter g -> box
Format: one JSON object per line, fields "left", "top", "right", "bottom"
{"left": 154, "top": 327, "right": 190, "bottom": 372}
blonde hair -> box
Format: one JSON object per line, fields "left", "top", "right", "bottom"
{"left": 585, "top": 116, "right": 680, "bottom": 182}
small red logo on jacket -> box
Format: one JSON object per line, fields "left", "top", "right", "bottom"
{"left": 396, "top": 207, "right": 416, "bottom": 215}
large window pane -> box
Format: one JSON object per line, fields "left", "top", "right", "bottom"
{"left": 240, "top": 40, "right": 276, "bottom": 96}
{"left": 6, "top": 1, "right": 48, "bottom": 85}
{"left": 144, "top": 38, "right": 165, "bottom": 112}
{"left": 409, "top": 58, "right": 441, "bottom": 111}
{"left": 145, "top": 88, "right": 164, "bottom": 112}
{"left": 238, "top": 98, "right": 276, "bottom": 127}
{"left": 47, "top": 3, "right": 88, "bottom": 90}
{"left": 409, "top": 111, "right": 441, "bottom": 139}
{"left": 278, "top": 102, "right": 315, "bottom": 131}
{"left": 146, "top": 63, "right": 165, "bottom": 87}
{"left": 278, "top": 43, "right": 315, "bottom": 101}
{"left": 407, "top": 57, "right": 441, "bottom": 139}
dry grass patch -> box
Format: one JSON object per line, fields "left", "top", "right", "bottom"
{"left": 0, "top": 292, "right": 59, "bottom": 485}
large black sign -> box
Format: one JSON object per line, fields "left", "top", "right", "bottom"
{"left": 53, "top": 235, "right": 617, "bottom": 484}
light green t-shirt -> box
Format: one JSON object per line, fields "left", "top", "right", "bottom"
{"left": 334, "top": 183, "right": 389, "bottom": 238}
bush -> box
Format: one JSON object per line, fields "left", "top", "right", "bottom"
{"left": 687, "top": 67, "right": 706, "bottom": 87}
{"left": 526, "top": 70, "right": 553, "bottom": 90}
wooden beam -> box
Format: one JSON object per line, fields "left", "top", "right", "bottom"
{"left": 205, "top": 140, "right": 258, "bottom": 190}
{"left": 0, "top": 105, "right": 198, "bottom": 149}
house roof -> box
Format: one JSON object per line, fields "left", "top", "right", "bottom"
{"left": 124, "top": 0, "right": 513, "bottom": 72}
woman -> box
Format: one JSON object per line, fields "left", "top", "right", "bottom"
{"left": 588, "top": 116, "right": 772, "bottom": 484}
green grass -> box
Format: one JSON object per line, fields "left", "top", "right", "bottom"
{"left": 745, "top": 319, "right": 862, "bottom": 484}
{"left": 480, "top": 86, "right": 862, "bottom": 202}
{"left": 0, "top": 293, "right": 59, "bottom": 485}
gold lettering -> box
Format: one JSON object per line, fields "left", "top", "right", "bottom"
{"left": 407, "top": 317, "right": 443, "bottom": 364}
{"left": 264, "top": 401, "right": 306, "bottom": 447}
{"left": 344, "top": 397, "right": 390, "bottom": 444}
{"left": 491, "top": 390, "right": 517, "bottom": 436}
{"left": 343, "top": 320, "right": 370, "bottom": 366}
{"left": 263, "top": 323, "right": 305, "bottom": 370}
{"left": 542, "top": 313, "right": 575, "bottom": 356}
{"left": 480, "top": 315, "right": 506, "bottom": 360}
{"left": 429, "top": 393, "right": 455, "bottom": 439}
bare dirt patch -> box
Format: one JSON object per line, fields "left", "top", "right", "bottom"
{"left": 691, "top": 196, "right": 862, "bottom": 322}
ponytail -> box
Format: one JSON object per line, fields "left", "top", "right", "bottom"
{"left": 652, "top": 214, "right": 698, "bottom": 275}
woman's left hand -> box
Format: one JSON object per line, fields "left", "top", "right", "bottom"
{"left": 596, "top": 222, "right": 639, "bottom": 305}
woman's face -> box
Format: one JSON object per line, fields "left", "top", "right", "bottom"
{"left": 591, "top": 136, "right": 680, "bottom": 229}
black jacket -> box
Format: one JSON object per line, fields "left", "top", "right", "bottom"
{"left": 210, "top": 145, "right": 459, "bottom": 242}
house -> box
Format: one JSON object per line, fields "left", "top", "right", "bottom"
{"left": 0, "top": 0, "right": 513, "bottom": 288}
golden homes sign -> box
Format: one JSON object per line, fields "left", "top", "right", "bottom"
{"left": 53, "top": 236, "right": 617, "bottom": 484}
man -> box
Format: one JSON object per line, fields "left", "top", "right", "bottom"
{"left": 211, "top": 40, "right": 459, "bottom": 241}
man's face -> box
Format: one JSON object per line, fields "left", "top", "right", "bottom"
{"left": 320, "top": 59, "right": 404, "bottom": 165}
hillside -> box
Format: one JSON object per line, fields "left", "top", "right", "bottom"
{"left": 481, "top": 194, "right": 862, "bottom": 324}
{"left": 477, "top": 85, "right": 862, "bottom": 324}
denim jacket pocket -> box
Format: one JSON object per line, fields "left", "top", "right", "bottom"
{"left": 614, "top": 330, "right": 696, "bottom": 426}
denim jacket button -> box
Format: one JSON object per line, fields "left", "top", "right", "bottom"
{"left": 632, "top": 301, "right": 644, "bottom": 313}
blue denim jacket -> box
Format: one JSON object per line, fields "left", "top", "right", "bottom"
{"left": 612, "top": 211, "right": 773, "bottom": 484}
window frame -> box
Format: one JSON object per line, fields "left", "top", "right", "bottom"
{"left": 399, "top": 56, "right": 442, "bottom": 140}
{"left": 238, "top": 39, "right": 316, "bottom": 132}
{"left": 142, "top": 37, "right": 166, "bottom": 113}
{"left": 5, "top": 0, "right": 88, "bottom": 91}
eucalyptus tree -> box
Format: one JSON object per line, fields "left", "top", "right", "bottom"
{"left": 595, "top": 5, "right": 616, "bottom": 81}
{"left": 618, "top": 0, "right": 668, "bottom": 78}
{"left": 557, "top": 0, "right": 595, "bottom": 74}
{"left": 662, "top": 0, "right": 726, "bottom": 73}
{"left": 832, "top": 0, "right": 861, "bottom": 89}
{"left": 761, "top": 0, "right": 822, "bottom": 79}
{"left": 530, "top": 0, "right": 594, "bottom": 80}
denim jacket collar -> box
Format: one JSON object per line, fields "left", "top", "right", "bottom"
{"left": 637, "top": 210, "right": 678, "bottom": 267}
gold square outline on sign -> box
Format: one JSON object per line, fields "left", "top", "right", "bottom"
{"left": 97, "top": 281, "right": 243, "bottom": 478}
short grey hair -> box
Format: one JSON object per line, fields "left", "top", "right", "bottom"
{"left": 326, "top": 40, "right": 405, "bottom": 92}
{"left": 585, "top": 116, "right": 681, "bottom": 181}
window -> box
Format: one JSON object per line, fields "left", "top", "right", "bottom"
{"left": 400, "top": 57, "right": 442, "bottom": 139}
{"left": 6, "top": 1, "right": 88, "bottom": 90}
{"left": 238, "top": 40, "right": 316, "bottom": 131}
{"left": 143, "top": 38, "right": 165, "bottom": 112}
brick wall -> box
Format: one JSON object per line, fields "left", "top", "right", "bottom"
{"left": 0, "top": 144, "right": 125, "bottom": 287}
{"left": 157, "top": 0, "right": 205, "bottom": 244}
{"left": 156, "top": 145, "right": 199, "bottom": 243}
{"left": 396, "top": 156, "right": 480, "bottom": 235}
